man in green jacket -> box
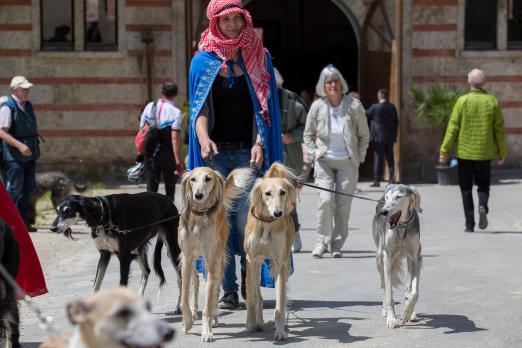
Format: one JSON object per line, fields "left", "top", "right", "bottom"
{"left": 275, "top": 68, "right": 308, "bottom": 252}
{"left": 439, "top": 69, "right": 507, "bottom": 232}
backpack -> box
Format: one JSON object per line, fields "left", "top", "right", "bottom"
{"left": 134, "top": 102, "right": 158, "bottom": 155}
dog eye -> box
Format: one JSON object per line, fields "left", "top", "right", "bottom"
{"left": 115, "top": 308, "right": 133, "bottom": 319}
{"left": 63, "top": 206, "right": 70, "bottom": 213}
{"left": 280, "top": 190, "right": 286, "bottom": 196}
{"left": 205, "top": 176, "right": 212, "bottom": 182}
{"left": 190, "top": 177, "right": 196, "bottom": 182}
{"left": 264, "top": 191, "right": 271, "bottom": 196}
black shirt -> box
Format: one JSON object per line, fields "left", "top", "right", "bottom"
{"left": 210, "top": 74, "right": 253, "bottom": 144}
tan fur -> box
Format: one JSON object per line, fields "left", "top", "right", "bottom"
{"left": 178, "top": 166, "right": 251, "bottom": 342}
{"left": 243, "top": 162, "right": 297, "bottom": 341}
{"left": 39, "top": 288, "right": 173, "bottom": 348}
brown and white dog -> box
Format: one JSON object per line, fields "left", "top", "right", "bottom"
{"left": 244, "top": 162, "right": 297, "bottom": 340}
{"left": 178, "top": 166, "right": 251, "bottom": 342}
{"left": 40, "top": 288, "right": 174, "bottom": 348}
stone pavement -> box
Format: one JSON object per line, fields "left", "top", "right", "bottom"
{"left": 20, "top": 181, "right": 522, "bottom": 347}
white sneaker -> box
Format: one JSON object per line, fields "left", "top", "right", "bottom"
{"left": 292, "top": 231, "right": 302, "bottom": 252}
{"left": 312, "top": 242, "right": 328, "bottom": 258}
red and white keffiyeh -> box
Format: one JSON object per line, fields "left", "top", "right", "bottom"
{"left": 198, "top": 0, "right": 271, "bottom": 118}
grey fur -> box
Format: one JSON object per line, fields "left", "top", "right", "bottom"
{"left": 372, "top": 184, "right": 422, "bottom": 328}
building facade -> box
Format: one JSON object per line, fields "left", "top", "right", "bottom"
{"left": 0, "top": 0, "right": 520, "bottom": 181}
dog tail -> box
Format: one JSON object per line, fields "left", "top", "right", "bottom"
{"left": 225, "top": 168, "right": 254, "bottom": 210}
{"left": 153, "top": 237, "right": 166, "bottom": 287}
{"left": 265, "top": 162, "right": 298, "bottom": 184}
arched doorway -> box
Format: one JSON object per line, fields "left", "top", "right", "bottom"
{"left": 245, "top": 0, "right": 359, "bottom": 95}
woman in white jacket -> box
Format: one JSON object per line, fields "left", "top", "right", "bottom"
{"left": 303, "top": 65, "right": 370, "bottom": 258}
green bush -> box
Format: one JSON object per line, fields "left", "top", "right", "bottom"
{"left": 409, "top": 84, "right": 466, "bottom": 129}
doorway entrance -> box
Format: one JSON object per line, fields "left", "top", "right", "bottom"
{"left": 245, "top": 0, "right": 359, "bottom": 96}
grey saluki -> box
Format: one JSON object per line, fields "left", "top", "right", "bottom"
{"left": 372, "top": 184, "right": 423, "bottom": 328}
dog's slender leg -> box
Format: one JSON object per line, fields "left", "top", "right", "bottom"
{"left": 93, "top": 251, "right": 111, "bottom": 292}
{"left": 245, "top": 254, "right": 258, "bottom": 333}
{"left": 136, "top": 249, "right": 150, "bottom": 296}
{"left": 202, "top": 256, "right": 219, "bottom": 342}
{"left": 190, "top": 269, "right": 199, "bottom": 322}
{"left": 165, "top": 235, "right": 183, "bottom": 314}
{"left": 211, "top": 256, "right": 224, "bottom": 328}
{"left": 181, "top": 255, "right": 194, "bottom": 333}
{"left": 376, "top": 250, "right": 386, "bottom": 317}
{"left": 118, "top": 252, "right": 133, "bottom": 287}
{"left": 383, "top": 251, "right": 399, "bottom": 328}
{"left": 400, "top": 256, "right": 421, "bottom": 325}
{"left": 9, "top": 306, "right": 20, "bottom": 348}
{"left": 254, "top": 261, "right": 264, "bottom": 331}
{"left": 274, "top": 264, "right": 288, "bottom": 341}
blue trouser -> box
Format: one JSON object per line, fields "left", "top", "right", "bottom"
{"left": 6, "top": 160, "right": 36, "bottom": 224}
{"left": 206, "top": 148, "right": 253, "bottom": 293}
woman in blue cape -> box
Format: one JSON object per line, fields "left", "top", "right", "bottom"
{"left": 188, "top": 0, "right": 284, "bottom": 309}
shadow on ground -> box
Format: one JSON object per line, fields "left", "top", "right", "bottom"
{"left": 413, "top": 314, "right": 487, "bottom": 334}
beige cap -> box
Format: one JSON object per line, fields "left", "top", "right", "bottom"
{"left": 10, "top": 76, "right": 33, "bottom": 90}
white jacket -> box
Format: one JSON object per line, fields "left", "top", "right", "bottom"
{"left": 303, "top": 95, "right": 370, "bottom": 166}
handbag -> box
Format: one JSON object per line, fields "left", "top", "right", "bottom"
{"left": 127, "top": 162, "right": 145, "bottom": 183}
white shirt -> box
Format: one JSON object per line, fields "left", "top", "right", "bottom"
{"left": 0, "top": 95, "right": 26, "bottom": 129}
{"left": 324, "top": 101, "right": 350, "bottom": 160}
{"left": 139, "top": 98, "right": 182, "bottom": 130}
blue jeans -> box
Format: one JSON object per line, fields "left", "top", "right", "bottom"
{"left": 206, "top": 149, "right": 253, "bottom": 294}
{"left": 6, "top": 160, "right": 36, "bottom": 224}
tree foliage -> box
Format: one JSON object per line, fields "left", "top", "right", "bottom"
{"left": 409, "top": 84, "right": 466, "bottom": 129}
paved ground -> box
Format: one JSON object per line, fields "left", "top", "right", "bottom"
{"left": 19, "top": 180, "right": 522, "bottom": 347}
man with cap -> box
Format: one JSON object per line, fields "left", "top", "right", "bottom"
{"left": 0, "top": 76, "right": 40, "bottom": 232}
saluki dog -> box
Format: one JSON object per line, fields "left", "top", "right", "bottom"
{"left": 178, "top": 167, "right": 251, "bottom": 342}
{"left": 244, "top": 162, "right": 297, "bottom": 340}
{"left": 372, "top": 184, "right": 423, "bottom": 328}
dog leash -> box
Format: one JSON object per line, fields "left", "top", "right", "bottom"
{"left": 300, "top": 182, "right": 380, "bottom": 202}
{"left": 0, "top": 262, "right": 59, "bottom": 340}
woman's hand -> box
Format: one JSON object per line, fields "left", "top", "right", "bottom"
{"left": 250, "top": 143, "right": 264, "bottom": 169}
{"left": 200, "top": 137, "right": 218, "bottom": 161}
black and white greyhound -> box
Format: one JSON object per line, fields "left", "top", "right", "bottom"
{"left": 50, "top": 192, "right": 182, "bottom": 313}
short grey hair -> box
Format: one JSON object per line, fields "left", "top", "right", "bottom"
{"left": 315, "top": 65, "right": 349, "bottom": 97}
{"left": 468, "top": 69, "right": 485, "bottom": 87}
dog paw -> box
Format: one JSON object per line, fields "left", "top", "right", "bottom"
{"left": 386, "top": 316, "right": 399, "bottom": 329}
{"left": 182, "top": 315, "right": 193, "bottom": 333}
{"left": 400, "top": 311, "right": 418, "bottom": 324}
{"left": 174, "top": 306, "right": 182, "bottom": 315}
{"left": 212, "top": 314, "right": 219, "bottom": 328}
{"left": 274, "top": 329, "right": 288, "bottom": 341}
{"left": 202, "top": 329, "right": 214, "bottom": 342}
{"left": 409, "top": 312, "right": 418, "bottom": 322}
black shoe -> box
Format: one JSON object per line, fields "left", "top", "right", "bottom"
{"left": 218, "top": 291, "right": 239, "bottom": 309}
{"left": 464, "top": 227, "right": 474, "bottom": 233}
{"left": 369, "top": 182, "right": 380, "bottom": 188}
{"left": 27, "top": 225, "right": 37, "bottom": 232}
{"left": 241, "top": 268, "right": 247, "bottom": 300}
{"left": 478, "top": 207, "right": 488, "bottom": 230}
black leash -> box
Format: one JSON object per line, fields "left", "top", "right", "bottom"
{"left": 300, "top": 182, "right": 380, "bottom": 202}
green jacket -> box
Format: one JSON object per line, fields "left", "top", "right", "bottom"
{"left": 279, "top": 88, "right": 307, "bottom": 174}
{"left": 440, "top": 90, "right": 507, "bottom": 160}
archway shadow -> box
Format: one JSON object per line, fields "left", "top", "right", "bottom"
{"left": 413, "top": 314, "right": 487, "bottom": 334}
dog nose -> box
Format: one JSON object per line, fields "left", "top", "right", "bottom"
{"left": 274, "top": 210, "right": 283, "bottom": 217}
{"left": 380, "top": 209, "right": 389, "bottom": 216}
{"left": 195, "top": 193, "right": 204, "bottom": 200}
{"left": 159, "top": 323, "right": 175, "bottom": 342}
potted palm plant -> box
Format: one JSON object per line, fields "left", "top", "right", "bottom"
{"left": 410, "top": 84, "right": 465, "bottom": 185}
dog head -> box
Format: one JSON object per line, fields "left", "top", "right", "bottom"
{"left": 67, "top": 288, "right": 174, "bottom": 348}
{"left": 181, "top": 167, "right": 225, "bottom": 205}
{"left": 50, "top": 195, "right": 98, "bottom": 236}
{"left": 380, "top": 184, "right": 422, "bottom": 229}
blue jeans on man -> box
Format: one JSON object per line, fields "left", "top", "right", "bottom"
{"left": 6, "top": 160, "right": 36, "bottom": 225}
{"left": 206, "top": 148, "right": 253, "bottom": 298}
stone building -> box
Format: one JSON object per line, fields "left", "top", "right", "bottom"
{"left": 0, "top": 0, "right": 520, "bottom": 181}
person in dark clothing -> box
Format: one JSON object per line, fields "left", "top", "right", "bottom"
{"left": 366, "top": 89, "right": 399, "bottom": 187}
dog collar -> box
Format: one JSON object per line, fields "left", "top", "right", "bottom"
{"left": 191, "top": 201, "right": 219, "bottom": 216}
{"left": 396, "top": 210, "right": 417, "bottom": 229}
{"left": 250, "top": 207, "right": 279, "bottom": 223}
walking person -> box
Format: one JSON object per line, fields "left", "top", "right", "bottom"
{"left": 139, "top": 82, "right": 183, "bottom": 200}
{"left": 0, "top": 76, "right": 40, "bottom": 232}
{"left": 366, "top": 89, "right": 399, "bottom": 187}
{"left": 274, "top": 68, "right": 307, "bottom": 252}
{"left": 188, "top": 0, "right": 283, "bottom": 309}
{"left": 303, "top": 65, "right": 370, "bottom": 258}
{"left": 439, "top": 69, "right": 507, "bottom": 232}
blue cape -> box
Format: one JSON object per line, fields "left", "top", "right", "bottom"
{"left": 188, "top": 51, "right": 290, "bottom": 288}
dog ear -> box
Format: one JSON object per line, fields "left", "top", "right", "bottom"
{"left": 282, "top": 179, "right": 297, "bottom": 213}
{"left": 180, "top": 171, "right": 193, "bottom": 228}
{"left": 67, "top": 299, "right": 91, "bottom": 325}
{"left": 249, "top": 179, "right": 264, "bottom": 211}
{"left": 265, "top": 162, "right": 297, "bottom": 184}
{"left": 409, "top": 186, "right": 423, "bottom": 214}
